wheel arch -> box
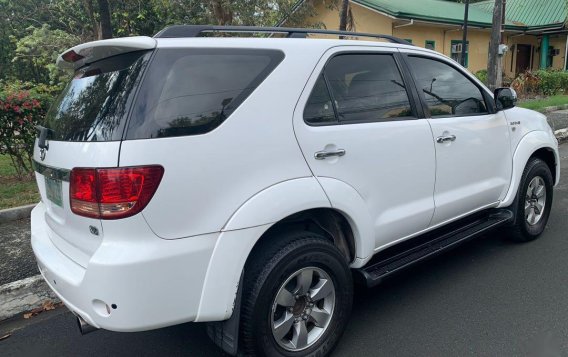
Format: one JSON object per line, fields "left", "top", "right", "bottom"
{"left": 531, "top": 147, "right": 557, "bottom": 185}
{"left": 499, "top": 130, "right": 559, "bottom": 208}
{"left": 244, "top": 207, "right": 357, "bottom": 269}
{"left": 222, "top": 176, "right": 374, "bottom": 263}
{"left": 196, "top": 177, "right": 370, "bottom": 321}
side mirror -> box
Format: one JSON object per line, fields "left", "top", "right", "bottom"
{"left": 494, "top": 87, "right": 517, "bottom": 111}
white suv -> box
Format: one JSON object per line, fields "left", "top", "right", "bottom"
{"left": 31, "top": 26, "right": 559, "bottom": 356}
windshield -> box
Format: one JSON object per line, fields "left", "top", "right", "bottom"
{"left": 44, "top": 50, "right": 152, "bottom": 142}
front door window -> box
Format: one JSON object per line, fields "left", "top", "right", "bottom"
{"left": 406, "top": 56, "right": 488, "bottom": 118}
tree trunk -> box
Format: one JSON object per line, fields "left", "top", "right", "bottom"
{"left": 97, "top": 0, "right": 113, "bottom": 39}
{"left": 210, "top": 0, "right": 233, "bottom": 26}
{"left": 83, "top": 0, "right": 99, "bottom": 41}
{"left": 487, "top": 0, "right": 503, "bottom": 90}
{"left": 339, "top": 0, "right": 349, "bottom": 31}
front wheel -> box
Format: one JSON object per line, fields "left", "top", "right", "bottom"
{"left": 240, "top": 231, "right": 353, "bottom": 356}
{"left": 507, "top": 157, "right": 554, "bottom": 242}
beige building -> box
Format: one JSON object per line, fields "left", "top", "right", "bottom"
{"left": 300, "top": 0, "right": 568, "bottom": 78}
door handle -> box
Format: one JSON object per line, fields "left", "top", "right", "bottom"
{"left": 436, "top": 135, "right": 456, "bottom": 144}
{"left": 314, "top": 149, "right": 346, "bottom": 160}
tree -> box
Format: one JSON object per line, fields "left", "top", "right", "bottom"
{"left": 83, "top": 0, "right": 99, "bottom": 40}
{"left": 97, "top": 0, "right": 112, "bottom": 39}
{"left": 12, "top": 25, "right": 79, "bottom": 86}
{"left": 338, "top": 0, "right": 354, "bottom": 32}
{"left": 339, "top": 0, "right": 349, "bottom": 31}
{"left": 210, "top": 0, "right": 233, "bottom": 25}
{"left": 487, "top": 0, "right": 504, "bottom": 90}
{"left": 0, "top": 0, "right": 313, "bottom": 87}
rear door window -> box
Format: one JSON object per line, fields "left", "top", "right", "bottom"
{"left": 303, "top": 74, "right": 337, "bottom": 125}
{"left": 126, "top": 48, "right": 284, "bottom": 139}
{"left": 315, "top": 53, "right": 415, "bottom": 124}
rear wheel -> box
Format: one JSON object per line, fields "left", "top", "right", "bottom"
{"left": 240, "top": 231, "right": 353, "bottom": 356}
{"left": 507, "top": 158, "right": 553, "bottom": 242}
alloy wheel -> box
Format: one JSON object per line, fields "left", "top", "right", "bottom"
{"left": 525, "top": 176, "right": 547, "bottom": 226}
{"left": 270, "top": 267, "right": 335, "bottom": 352}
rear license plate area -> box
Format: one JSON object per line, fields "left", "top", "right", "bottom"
{"left": 45, "top": 176, "right": 63, "bottom": 207}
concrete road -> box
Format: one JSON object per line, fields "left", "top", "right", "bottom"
{"left": 0, "top": 143, "right": 567, "bottom": 356}
{"left": 546, "top": 109, "right": 568, "bottom": 132}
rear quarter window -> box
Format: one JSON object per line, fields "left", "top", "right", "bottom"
{"left": 126, "top": 48, "right": 284, "bottom": 139}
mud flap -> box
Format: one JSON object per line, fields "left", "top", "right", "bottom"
{"left": 206, "top": 273, "right": 243, "bottom": 356}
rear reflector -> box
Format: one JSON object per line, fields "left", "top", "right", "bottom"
{"left": 70, "top": 166, "right": 164, "bottom": 219}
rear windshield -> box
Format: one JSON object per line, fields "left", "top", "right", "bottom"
{"left": 44, "top": 50, "right": 152, "bottom": 142}
{"left": 125, "top": 48, "right": 284, "bottom": 139}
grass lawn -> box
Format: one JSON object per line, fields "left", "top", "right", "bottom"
{"left": 518, "top": 95, "right": 568, "bottom": 112}
{"left": 0, "top": 155, "right": 40, "bottom": 210}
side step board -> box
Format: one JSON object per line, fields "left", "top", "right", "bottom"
{"left": 355, "top": 209, "right": 514, "bottom": 287}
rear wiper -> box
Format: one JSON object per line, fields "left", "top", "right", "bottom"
{"left": 36, "top": 125, "right": 52, "bottom": 150}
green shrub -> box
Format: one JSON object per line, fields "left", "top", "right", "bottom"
{"left": 512, "top": 69, "right": 568, "bottom": 96}
{"left": 0, "top": 81, "right": 57, "bottom": 178}
{"left": 474, "top": 70, "right": 488, "bottom": 85}
{"left": 535, "top": 69, "right": 562, "bottom": 95}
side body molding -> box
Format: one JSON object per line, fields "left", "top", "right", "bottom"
{"left": 499, "top": 130, "right": 560, "bottom": 208}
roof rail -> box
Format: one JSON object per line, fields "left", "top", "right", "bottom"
{"left": 153, "top": 25, "right": 413, "bottom": 45}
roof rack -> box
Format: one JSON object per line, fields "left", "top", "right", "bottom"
{"left": 153, "top": 25, "right": 412, "bottom": 45}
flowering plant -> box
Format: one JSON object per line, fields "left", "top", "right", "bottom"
{"left": 0, "top": 83, "right": 52, "bottom": 178}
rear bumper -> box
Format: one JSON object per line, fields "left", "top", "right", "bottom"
{"left": 31, "top": 202, "right": 219, "bottom": 332}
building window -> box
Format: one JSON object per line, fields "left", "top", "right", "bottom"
{"left": 404, "top": 39, "right": 413, "bottom": 44}
{"left": 548, "top": 47, "right": 559, "bottom": 68}
{"left": 450, "top": 40, "right": 469, "bottom": 67}
{"left": 425, "top": 40, "right": 435, "bottom": 50}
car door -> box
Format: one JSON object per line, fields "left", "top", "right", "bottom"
{"left": 293, "top": 46, "right": 436, "bottom": 249}
{"left": 402, "top": 52, "right": 513, "bottom": 226}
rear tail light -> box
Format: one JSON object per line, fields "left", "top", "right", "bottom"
{"left": 70, "top": 166, "right": 164, "bottom": 219}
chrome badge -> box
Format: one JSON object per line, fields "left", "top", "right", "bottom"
{"left": 40, "top": 147, "right": 46, "bottom": 161}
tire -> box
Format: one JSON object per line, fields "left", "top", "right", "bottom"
{"left": 240, "top": 231, "right": 353, "bottom": 357}
{"left": 507, "top": 157, "right": 554, "bottom": 242}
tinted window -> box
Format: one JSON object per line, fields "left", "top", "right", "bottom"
{"left": 407, "top": 56, "right": 487, "bottom": 117}
{"left": 324, "top": 54, "right": 414, "bottom": 123}
{"left": 44, "top": 51, "right": 151, "bottom": 142}
{"left": 126, "top": 48, "right": 284, "bottom": 139}
{"left": 303, "top": 75, "right": 336, "bottom": 125}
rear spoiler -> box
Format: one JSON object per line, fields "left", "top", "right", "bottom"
{"left": 56, "top": 36, "right": 156, "bottom": 71}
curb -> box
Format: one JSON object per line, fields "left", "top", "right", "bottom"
{"left": 539, "top": 104, "right": 568, "bottom": 113}
{"left": 556, "top": 128, "right": 568, "bottom": 143}
{"left": 0, "top": 204, "right": 36, "bottom": 224}
{"left": 0, "top": 275, "right": 59, "bottom": 321}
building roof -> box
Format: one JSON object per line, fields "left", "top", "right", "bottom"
{"left": 353, "top": 0, "right": 566, "bottom": 31}
{"left": 354, "top": 0, "right": 505, "bottom": 28}
{"left": 472, "top": 0, "right": 567, "bottom": 30}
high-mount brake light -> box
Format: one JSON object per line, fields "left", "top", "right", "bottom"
{"left": 70, "top": 166, "right": 164, "bottom": 219}
{"left": 61, "top": 50, "right": 85, "bottom": 63}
